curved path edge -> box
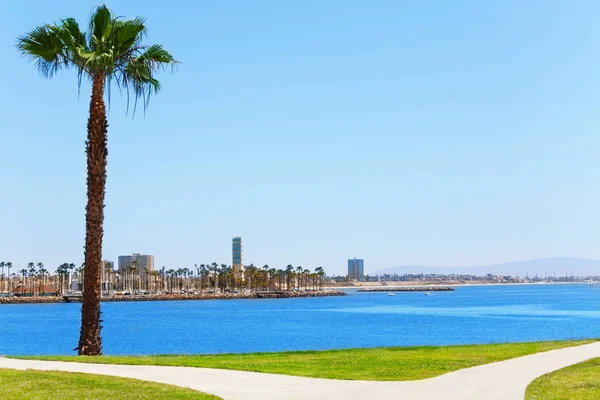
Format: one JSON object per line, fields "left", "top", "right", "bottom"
{"left": 2, "top": 342, "right": 600, "bottom": 400}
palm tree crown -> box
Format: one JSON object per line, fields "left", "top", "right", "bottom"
{"left": 17, "top": 4, "right": 177, "bottom": 111}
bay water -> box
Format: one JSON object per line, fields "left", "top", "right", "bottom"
{"left": 0, "top": 284, "right": 598, "bottom": 355}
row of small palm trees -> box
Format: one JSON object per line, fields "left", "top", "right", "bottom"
{"left": 0, "top": 261, "right": 328, "bottom": 295}
{"left": 0, "top": 261, "right": 84, "bottom": 296}
{"left": 0, "top": 261, "right": 52, "bottom": 295}
{"left": 155, "top": 263, "right": 326, "bottom": 293}
{"left": 0, "top": 262, "right": 14, "bottom": 293}
{"left": 97, "top": 263, "right": 327, "bottom": 293}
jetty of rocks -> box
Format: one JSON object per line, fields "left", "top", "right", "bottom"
{"left": 357, "top": 286, "right": 454, "bottom": 292}
{"left": 0, "top": 290, "right": 346, "bottom": 305}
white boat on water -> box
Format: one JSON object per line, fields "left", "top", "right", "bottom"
{"left": 425, "top": 292, "right": 431, "bottom": 296}
{"left": 388, "top": 293, "right": 395, "bottom": 296}
{"left": 589, "top": 279, "right": 595, "bottom": 286}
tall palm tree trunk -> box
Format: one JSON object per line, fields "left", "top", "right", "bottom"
{"left": 78, "top": 73, "right": 107, "bottom": 356}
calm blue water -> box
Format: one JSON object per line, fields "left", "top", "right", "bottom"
{"left": 1, "top": 284, "right": 599, "bottom": 355}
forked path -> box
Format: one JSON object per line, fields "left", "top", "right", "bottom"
{"left": 2, "top": 342, "right": 600, "bottom": 400}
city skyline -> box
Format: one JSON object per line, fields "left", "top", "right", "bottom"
{"left": 2, "top": 1, "right": 600, "bottom": 276}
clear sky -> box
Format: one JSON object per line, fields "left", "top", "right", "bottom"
{"left": 1, "top": 1, "right": 600, "bottom": 275}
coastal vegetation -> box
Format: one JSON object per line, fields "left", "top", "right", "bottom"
{"left": 0, "top": 262, "right": 328, "bottom": 297}
{"left": 330, "top": 272, "right": 584, "bottom": 285}
{"left": 22, "top": 340, "right": 594, "bottom": 381}
{"left": 0, "top": 369, "right": 219, "bottom": 399}
{"left": 16, "top": 5, "right": 177, "bottom": 355}
{"left": 525, "top": 357, "right": 600, "bottom": 399}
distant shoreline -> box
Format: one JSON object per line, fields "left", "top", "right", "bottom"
{"left": 329, "top": 281, "right": 586, "bottom": 289}
{"left": 358, "top": 286, "right": 454, "bottom": 292}
{"left": 0, "top": 290, "right": 346, "bottom": 305}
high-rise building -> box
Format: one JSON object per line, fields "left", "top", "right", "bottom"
{"left": 347, "top": 258, "right": 365, "bottom": 281}
{"left": 118, "top": 253, "right": 155, "bottom": 278}
{"left": 232, "top": 237, "right": 243, "bottom": 278}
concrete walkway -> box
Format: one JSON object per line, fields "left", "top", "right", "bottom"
{"left": 2, "top": 341, "right": 600, "bottom": 400}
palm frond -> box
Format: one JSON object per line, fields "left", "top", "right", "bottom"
{"left": 117, "top": 44, "right": 177, "bottom": 115}
{"left": 56, "top": 18, "right": 87, "bottom": 50}
{"left": 50, "top": 18, "right": 89, "bottom": 93}
{"left": 89, "top": 4, "right": 112, "bottom": 51}
{"left": 112, "top": 17, "right": 147, "bottom": 55}
{"left": 17, "top": 25, "right": 67, "bottom": 78}
{"left": 138, "top": 44, "right": 176, "bottom": 66}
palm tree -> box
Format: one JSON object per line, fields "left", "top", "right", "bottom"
{"left": 38, "top": 263, "right": 48, "bottom": 295}
{"left": 104, "top": 262, "right": 114, "bottom": 295}
{"left": 303, "top": 268, "right": 310, "bottom": 290}
{"left": 268, "top": 268, "right": 277, "bottom": 290}
{"left": 57, "top": 263, "right": 70, "bottom": 295}
{"left": 261, "top": 265, "right": 269, "bottom": 290}
{"left": 245, "top": 264, "right": 256, "bottom": 291}
{"left": 296, "top": 266, "right": 303, "bottom": 290}
{"left": 68, "top": 263, "right": 75, "bottom": 288}
{"left": 199, "top": 264, "right": 208, "bottom": 293}
{"left": 0, "top": 262, "right": 5, "bottom": 293}
{"left": 17, "top": 5, "right": 176, "bottom": 355}
{"left": 6, "top": 262, "right": 13, "bottom": 292}
{"left": 165, "top": 269, "right": 173, "bottom": 294}
{"left": 276, "top": 269, "right": 284, "bottom": 290}
{"left": 129, "top": 260, "right": 138, "bottom": 293}
{"left": 286, "top": 265, "right": 294, "bottom": 291}
{"left": 211, "top": 262, "right": 219, "bottom": 293}
{"left": 19, "top": 268, "right": 28, "bottom": 295}
{"left": 27, "top": 263, "right": 37, "bottom": 294}
{"left": 315, "top": 266, "right": 325, "bottom": 290}
{"left": 160, "top": 266, "right": 167, "bottom": 292}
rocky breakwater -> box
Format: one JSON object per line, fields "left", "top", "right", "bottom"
{"left": 0, "top": 296, "right": 62, "bottom": 304}
{"left": 0, "top": 290, "right": 347, "bottom": 304}
{"left": 96, "top": 290, "right": 347, "bottom": 302}
{"left": 357, "top": 286, "right": 455, "bottom": 292}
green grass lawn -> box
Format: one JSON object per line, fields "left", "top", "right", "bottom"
{"left": 18, "top": 339, "right": 595, "bottom": 381}
{"left": 525, "top": 357, "right": 600, "bottom": 400}
{"left": 0, "top": 369, "right": 220, "bottom": 400}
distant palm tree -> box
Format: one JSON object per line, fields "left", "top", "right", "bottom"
{"left": 66, "top": 263, "right": 74, "bottom": 288}
{"left": 315, "top": 266, "right": 325, "bottom": 290}
{"left": 303, "top": 269, "right": 310, "bottom": 290}
{"left": 268, "top": 268, "right": 277, "bottom": 289}
{"left": 166, "top": 269, "right": 175, "bottom": 294}
{"left": 57, "top": 264, "right": 70, "bottom": 294}
{"left": 38, "top": 264, "right": 48, "bottom": 295}
{"left": 160, "top": 266, "right": 167, "bottom": 292}
{"left": 286, "top": 265, "right": 294, "bottom": 291}
{"left": 27, "top": 263, "right": 36, "bottom": 294}
{"left": 296, "top": 266, "right": 303, "bottom": 290}
{"left": 6, "top": 262, "right": 13, "bottom": 292}
{"left": 211, "top": 262, "right": 219, "bottom": 293}
{"left": 17, "top": 4, "right": 177, "bottom": 355}
{"left": 19, "top": 268, "right": 28, "bottom": 295}
{"left": 36, "top": 262, "right": 45, "bottom": 295}
{"left": 129, "top": 260, "right": 138, "bottom": 292}
{"left": 0, "top": 262, "right": 5, "bottom": 293}
{"left": 199, "top": 264, "right": 208, "bottom": 293}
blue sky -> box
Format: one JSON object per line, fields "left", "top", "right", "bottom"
{"left": 1, "top": 1, "right": 600, "bottom": 275}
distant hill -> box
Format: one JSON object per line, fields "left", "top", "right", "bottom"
{"left": 372, "top": 257, "right": 600, "bottom": 278}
